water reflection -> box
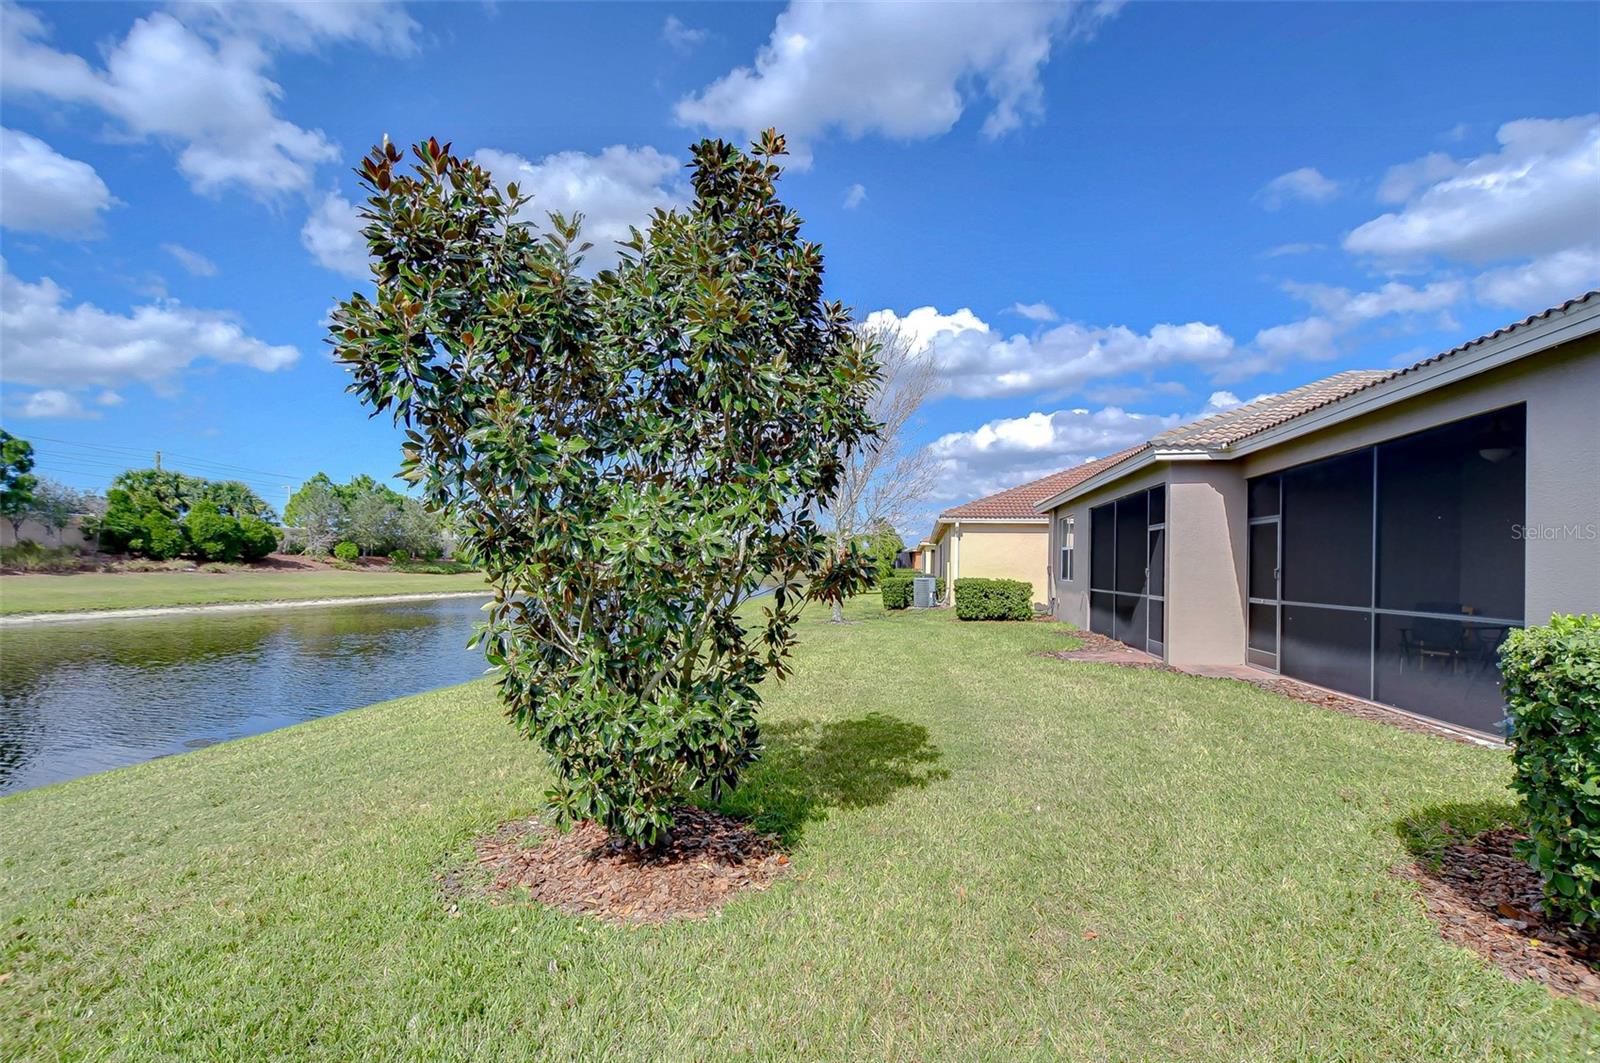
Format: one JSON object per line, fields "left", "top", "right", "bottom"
{"left": 0, "top": 596, "right": 492, "bottom": 794}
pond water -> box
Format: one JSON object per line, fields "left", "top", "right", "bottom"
{"left": 0, "top": 595, "right": 494, "bottom": 795}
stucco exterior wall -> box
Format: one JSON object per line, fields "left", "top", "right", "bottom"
{"left": 1164, "top": 463, "right": 1249, "bottom": 666}
{"left": 1, "top": 516, "right": 92, "bottom": 550}
{"left": 1239, "top": 335, "right": 1600, "bottom": 626}
{"left": 1045, "top": 466, "right": 1169, "bottom": 629}
{"left": 951, "top": 522, "right": 1050, "bottom": 604}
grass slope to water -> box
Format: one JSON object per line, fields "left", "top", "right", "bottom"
{"left": 2, "top": 603, "right": 1594, "bottom": 1059}
{"left": 0, "top": 568, "right": 489, "bottom": 615}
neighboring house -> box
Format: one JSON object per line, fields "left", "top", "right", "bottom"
{"left": 1036, "top": 292, "right": 1600, "bottom": 738}
{"left": 925, "top": 448, "right": 1143, "bottom": 605}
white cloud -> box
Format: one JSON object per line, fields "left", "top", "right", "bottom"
{"left": 1281, "top": 278, "right": 1465, "bottom": 325}
{"left": 662, "top": 15, "right": 707, "bottom": 52}
{"left": 301, "top": 191, "right": 367, "bottom": 279}
{"left": 161, "top": 242, "right": 217, "bottom": 277}
{"left": 1251, "top": 316, "right": 1337, "bottom": 364}
{"left": 864, "top": 305, "right": 1235, "bottom": 399}
{"left": 1256, "top": 167, "right": 1340, "bottom": 210}
{"left": 474, "top": 145, "right": 690, "bottom": 270}
{"left": 1260, "top": 242, "right": 1325, "bottom": 258}
{"left": 927, "top": 404, "right": 1169, "bottom": 503}
{"left": 96, "top": 389, "right": 123, "bottom": 407}
{"left": 169, "top": 1, "right": 420, "bottom": 55}
{"left": 0, "top": 263, "right": 299, "bottom": 399}
{"left": 842, "top": 182, "right": 867, "bottom": 209}
{"left": 0, "top": 4, "right": 412, "bottom": 198}
{"left": 1008, "top": 301, "right": 1059, "bottom": 322}
{"left": 0, "top": 7, "right": 332, "bottom": 197}
{"left": 674, "top": 1, "right": 1117, "bottom": 159}
{"left": 1345, "top": 114, "right": 1600, "bottom": 263}
{"left": 0, "top": 127, "right": 115, "bottom": 237}
{"left": 1375, "top": 151, "right": 1462, "bottom": 204}
{"left": 1473, "top": 245, "right": 1600, "bottom": 311}
{"left": 16, "top": 388, "right": 96, "bottom": 419}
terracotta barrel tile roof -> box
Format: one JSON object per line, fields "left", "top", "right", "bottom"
{"left": 938, "top": 445, "right": 1146, "bottom": 520}
{"left": 1151, "top": 369, "right": 1393, "bottom": 449}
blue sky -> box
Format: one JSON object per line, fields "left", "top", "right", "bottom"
{"left": 2, "top": 1, "right": 1597, "bottom": 532}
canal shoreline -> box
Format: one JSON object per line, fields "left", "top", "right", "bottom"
{"left": 0, "top": 590, "right": 494, "bottom": 627}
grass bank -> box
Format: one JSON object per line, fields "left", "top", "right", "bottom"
{"left": 2, "top": 602, "right": 1592, "bottom": 1059}
{"left": 0, "top": 567, "right": 489, "bottom": 615}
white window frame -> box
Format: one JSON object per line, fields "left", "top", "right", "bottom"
{"left": 1058, "top": 515, "right": 1075, "bottom": 581}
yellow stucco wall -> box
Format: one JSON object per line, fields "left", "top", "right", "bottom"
{"left": 934, "top": 522, "right": 1050, "bottom": 604}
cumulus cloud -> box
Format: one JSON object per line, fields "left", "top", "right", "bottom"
{"left": 1345, "top": 114, "right": 1600, "bottom": 263}
{"left": 1473, "top": 245, "right": 1600, "bottom": 310}
{"left": 927, "top": 404, "right": 1171, "bottom": 504}
{"left": 474, "top": 145, "right": 690, "bottom": 270}
{"left": 0, "top": 127, "right": 115, "bottom": 237}
{"left": 301, "top": 191, "right": 367, "bottom": 279}
{"left": 1239, "top": 279, "right": 1467, "bottom": 376}
{"left": 0, "top": 3, "right": 414, "bottom": 198}
{"left": 161, "top": 243, "right": 217, "bottom": 277}
{"left": 1260, "top": 242, "right": 1325, "bottom": 258}
{"left": 674, "top": 1, "right": 1117, "bottom": 159}
{"left": 0, "top": 263, "right": 299, "bottom": 401}
{"left": 1375, "top": 151, "right": 1462, "bottom": 204}
{"left": 661, "top": 15, "right": 707, "bottom": 52}
{"left": 1256, "top": 167, "right": 1340, "bottom": 210}
{"left": 15, "top": 388, "right": 95, "bottom": 419}
{"left": 842, "top": 182, "right": 867, "bottom": 209}
{"left": 1008, "top": 301, "right": 1059, "bottom": 322}
{"left": 863, "top": 305, "right": 1235, "bottom": 399}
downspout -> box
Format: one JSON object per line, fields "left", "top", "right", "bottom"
{"left": 949, "top": 521, "right": 960, "bottom": 605}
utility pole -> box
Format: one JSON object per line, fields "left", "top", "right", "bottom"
{"left": 154, "top": 449, "right": 162, "bottom": 471}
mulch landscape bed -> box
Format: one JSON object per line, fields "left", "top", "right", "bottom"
{"left": 1396, "top": 826, "right": 1599, "bottom": 1005}
{"left": 444, "top": 805, "right": 789, "bottom": 924}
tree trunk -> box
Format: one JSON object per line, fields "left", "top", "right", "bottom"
{"left": 830, "top": 599, "right": 844, "bottom": 624}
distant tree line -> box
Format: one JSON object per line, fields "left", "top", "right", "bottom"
{"left": 91, "top": 468, "right": 279, "bottom": 562}
{"left": 283, "top": 473, "right": 445, "bottom": 559}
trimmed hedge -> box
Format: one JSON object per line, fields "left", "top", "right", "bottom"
{"left": 1501, "top": 613, "right": 1600, "bottom": 928}
{"left": 333, "top": 541, "right": 360, "bottom": 562}
{"left": 953, "top": 577, "right": 1032, "bottom": 621}
{"left": 881, "top": 575, "right": 946, "bottom": 610}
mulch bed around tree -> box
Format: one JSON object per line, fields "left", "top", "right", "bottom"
{"left": 1396, "top": 826, "right": 1600, "bottom": 1005}
{"left": 444, "top": 805, "right": 790, "bottom": 924}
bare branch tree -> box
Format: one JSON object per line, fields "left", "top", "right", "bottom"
{"left": 823, "top": 320, "right": 940, "bottom": 621}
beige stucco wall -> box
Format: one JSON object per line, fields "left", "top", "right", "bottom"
{"left": 1, "top": 516, "right": 91, "bottom": 550}
{"left": 1239, "top": 335, "right": 1600, "bottom": 626}
{"left": 1045, "top": 466, "right": 1168, "bottom": 629}
{"left": 950, "top": 522, "right": 1050, "bottom": 604}
{"left": 1044, "top": 332, "right": 1599, "bottom": 666}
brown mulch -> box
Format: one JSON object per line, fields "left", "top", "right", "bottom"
{"left": 444, "top": 806, "right": 790, "bottom": 924}
{"left": 1043, "top": 628, "right": 1491, "bottom": 747}
{"left": 1396, "top": 827, "right": 1599, "bottom": 1005}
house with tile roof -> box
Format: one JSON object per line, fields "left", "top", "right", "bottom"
{"left": 919, "top": 447, "right": 1144, "bottom": 606}
{"left": 1033, "top": 291, "right": 1600, "bottom": 738}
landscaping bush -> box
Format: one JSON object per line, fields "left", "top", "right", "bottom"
{"left": 388, "top": 549, "right": 411, "bottom": 564}
{"left": 183, "top": 502, "right": 240, "bottom": 562}
{"left": 881, "top": 575, "right": 913, "bottom": 609}
{"left": 333, "top": 541, "right": 360, "bottom": 563}
{"left": 0, "top": 542, "right": 86, "bottom": 573}
{"left": 1501, "top": 613, "right": 1600, "bottom": 929}
{"left": 953, "top": 577, "right": 1032, "bottom": 621}
{"left": 237, "top": 517, "right": 279, "bottom": 561}
{"left": 131, "top": 512, "right": 184, "bottom": 561}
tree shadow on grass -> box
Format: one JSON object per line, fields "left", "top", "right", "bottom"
{"left": 708, "top": 713, "right": 950, "bottom": 846}
{"left": 1394, "top": 799, "right": 1523, "bottom": 869}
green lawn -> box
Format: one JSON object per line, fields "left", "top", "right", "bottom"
{"left": 2, "top": 603, "right": 1593, "bottom": 1059}
{"left": 0, "top": 567, "right": 489, "bottom": 615}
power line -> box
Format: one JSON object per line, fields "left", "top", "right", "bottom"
{"left": 22, "top": 434, "right": 313, "bottom": 483}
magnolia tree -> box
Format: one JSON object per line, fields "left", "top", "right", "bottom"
{"left": 329, "top": 133, "right": 879, "bottom": 845}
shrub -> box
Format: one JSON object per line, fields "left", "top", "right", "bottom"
{"left": 0, "top": 542, "right": 85, "bottom": 573}
{"left": 236, "top": 517, "right": 279, "bottom": 561}
{"left": 333, "top": 541, "right": 360, "bottom": 563}
{"left": 183, "top": 502, "right": 241, "bottom": 562}
{"left": 953, "top": 577, "right": 1032, "bottom": 621}
{"left": 1501, "top": 613, "right": 1600, "bottom": 928}
{"left": 388, "top": 548, "right": 411, "bottom": 564}
{"left": 131, "top": 512, "right": 184, "bottom": 561}
{"left": 881, "top": 575, "right": 913, "bottom": 610}
{"left": 329, "top": 133, "right": 878, "bottom": 846}
{"left": 393, "top": 558, "right": 477, "bottom": 575}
